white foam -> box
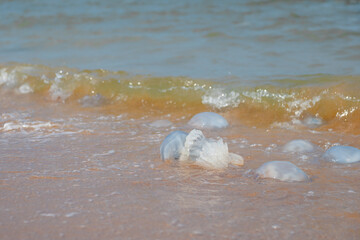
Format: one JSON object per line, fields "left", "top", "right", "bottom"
{"left": 18, "top": 83, "right": 33, "bottom": 94}
{"left": 48, "top": 70, "right": 72, "bottom": 102}
{"left": 49, "top": 84, "right": 72, "bottom": 102}
{"left": 256, "top": 161, "right": 309, "bottom": 182}
{"left": 65, "top": 212, "right": 79, "bottom": 218}
{"left": 1, "top": 121, "right": 57, "bottom": 132}
{"left": 188, "top": 112, "right": 228, "bottom": 129}
{"left": 180, "top": 129, "right": 243, "bottom": 169}
{"left": 282, "top": 139, "right": 314, "bottom": 153}
{"left": 0, "top": 68, "right": 19, "bottom": 88}
{"left": 202, "top": 88, "right": 240, "bottom": 109}
{"left": 40, "top": 213, "right": 57, "bottom": 217}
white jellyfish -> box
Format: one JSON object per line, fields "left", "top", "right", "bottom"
{"left": 323, "top": 145, "right": 360, "bottom": 164}
{"left": 255, "top": 161, "right": 309, "bottom": 182}
{"left": 187, "top": 112, "right": 228, "bottom": 129}
{"left": 160, "top": 131, "right": 188, "bottom": 160}
{"left": 179, "top": 129, "right": 243, "bottom": 169}
{"left": 282, "top": 139, "right": 315, "bottom": 153}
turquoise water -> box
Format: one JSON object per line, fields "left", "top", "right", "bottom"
{"left": 1, "top": 0, "right": 360, "bottom": 79}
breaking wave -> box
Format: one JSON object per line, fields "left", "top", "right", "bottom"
{"left": 1, "top": 63, "right": 360, "bottom": 134}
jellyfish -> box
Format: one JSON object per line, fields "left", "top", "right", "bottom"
{"left": 255, "top": 161, "right": 309, "bottom": 182}
{"left": 282, "top": 139, "right": 315, "bottom": 153}
{"left": 302, "top": 116, "right": 323, "bottom": 128}
{"left": 323, "top": 145, "right": 360, "bottom": 164}
{"left": 187, "top": 112, "right": 228, "bottom": 129}
{"left": 160, "top": 131, "right": 188, "bottom": 161}
{"left": 179, "top": 129, "right": 243, "bottom": 169}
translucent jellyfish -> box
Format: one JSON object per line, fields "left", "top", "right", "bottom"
{"left": 302, "top": 116, "right": 323, "bottom": 128}
{"left": 179, "top": 129, "right": 243, "bottom": 169}
{"left": 255, "top": 161, "right": 309, "bottom": 182}
{"left": 160, "top": 131, "right": 188, "bottom": 160}
{"left": 282, "top": 139, "right": 314, "bottom": 153}
{"left": 149, "top": 120, "right": 172, "bottom": 128}
{"left": 187, "top": 112, "right": 228, "bottom": 129}
{"left": 323, "top": 145, "right": 360, "bottom": 164}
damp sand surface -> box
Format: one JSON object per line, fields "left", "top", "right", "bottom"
{"left": 1, "top": 93, "right": 359, "bottom": 240}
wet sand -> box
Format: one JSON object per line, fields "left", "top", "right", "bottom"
{"left": 1, "top": 93, "right": 359, "bottom": 240}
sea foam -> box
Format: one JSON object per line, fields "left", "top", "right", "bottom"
{"left": 188, "top": 112, "right": 228, "bottom": 129}
{"left": 201, "top": 88, "right": 240, "bottom": 109}
{"left": 256, "top": 161, "right": 309, "bottom": 182}
{"left": 323, "top": 145, "right": 360, "bottom": 164}
{"left": 1, "top": 121, "right": 57, "bottom": 132}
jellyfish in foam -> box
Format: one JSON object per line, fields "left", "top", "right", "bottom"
{"left": 323, "top": 145, "right": 360, "bottom": 164}
{"left": 188, "top": 112, "right": 228, "bottom": 129}
{"left": 255, "top": 161, "right": 309, "bottom": 182}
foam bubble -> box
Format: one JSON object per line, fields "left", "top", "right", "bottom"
{"left": 282, "top": 139, "right": 315, "bottom": 153}
{"left": 188, "top": 112, "right": 228, "bottom": 129}
{"left": 180, "top": 129, "right": 243, "bottom": 169}
{"left": 160, "top": 131, "right": 188, "bottom": 160}
{"left": 323, "top": 145, "right": 360, "bottom": 164}
{"left": 256, "top": 161, "right": 309, "bottom": 182}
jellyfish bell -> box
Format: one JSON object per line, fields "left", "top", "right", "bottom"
{"left": 282, "top": 139, "right": 315, "bottom": 153}
{"left": 187, "top": 112, "right": 228, "bottom": 129}
{"left": 255, "top": 161, "right": 309, "bottom": 182}
{"left": 323, "top": 145, "right": 360, "bottom": 164}
{"left": 160, "top": 131, "right": 188, "bottom": 161}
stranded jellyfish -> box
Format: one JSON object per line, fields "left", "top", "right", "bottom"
{"left": 323, "top": 145, "right": 360, "bottom": 164}
{"left": 188, "top": 112, "right": 228, "bottom": 129}
{"left": 282, "top": 139, "right": 314, "bottom": 153}
{"left": 255, "top": 161, "right": 309, "bottom": 182}
{"left": 160, "top": 129, "right": 243, "bottom": 169}
{"left": 179, "top": 129, "right": 243, "bottom": 169}
{"left": 160, "top": 131, "right": 188, "bottom": 160}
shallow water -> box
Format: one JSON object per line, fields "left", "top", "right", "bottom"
{"left": 1, "top": 0, "right": 360, "bottom": 239}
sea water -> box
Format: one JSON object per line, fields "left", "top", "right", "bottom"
{"left": 1, "top": 1, "right": 360, "bottom": 239}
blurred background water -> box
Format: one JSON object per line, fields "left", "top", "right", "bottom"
{"left": 1, "top": 0, "right": 360, "bottom": 80}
